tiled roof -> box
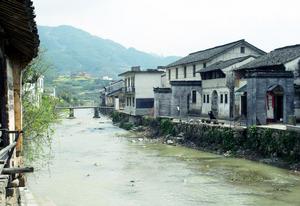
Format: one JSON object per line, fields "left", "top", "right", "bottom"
{"left": 167, "top": 39, "right": 265, "bottom": 68}
{"left": 0, "top": 0, "right": 39, "bottom": 65}
{"left": 198, "top": 56, "right": 255, "bottom": 73}
{"left": 119, "top": 69, "right": 163, "bottom": 76}
{"left": 237, "top": 44, "right": 300, "bottom": 70}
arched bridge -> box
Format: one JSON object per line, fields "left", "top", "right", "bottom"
{"left": 55, "top": 106, "right": 114, "bottom": 118}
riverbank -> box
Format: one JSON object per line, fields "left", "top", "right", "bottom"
{"left": 111, "top": 111, "right": 300, "bottom": 172}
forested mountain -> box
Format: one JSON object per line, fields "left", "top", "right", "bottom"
{"left": 38, "top": 25, "right": 180, "bottom": 77}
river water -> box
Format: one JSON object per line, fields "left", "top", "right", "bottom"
{"left": 28, "top": 110, "right": 300, "bottom": 206}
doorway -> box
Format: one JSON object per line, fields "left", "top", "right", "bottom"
{"left": 241, "top": 93, "right": 247, "bottom": 117}
{"left": 266, "top": 85, "right": 284, "bottom": 123}
{"left": 211, "top": 90, "right": 218, "bottom": 117}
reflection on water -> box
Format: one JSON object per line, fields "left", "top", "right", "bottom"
{"left": 28, "top": 110, "right": 300, "bottom": 206}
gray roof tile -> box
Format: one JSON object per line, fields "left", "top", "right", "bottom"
{"left": 198, "top": 56, "right": 255, "bottom": 73}
{"left": 167, "top": 39, "right": 265, "bottom": 68}
{"left": 237, "top": 44, "right": 300, "bottom": 70}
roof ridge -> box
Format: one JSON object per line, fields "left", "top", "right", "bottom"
{"left": 189, "top": 39, "right": 245, "bottom": 55}
{"left": 274, "top": 44, "right": 300, "bottom": 51}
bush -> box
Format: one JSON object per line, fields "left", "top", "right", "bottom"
{"left": 159, "top": 119, "right": 175, "bottom": 135}
{"left": 120, "top": 121, "right": 134, "bottom": 130}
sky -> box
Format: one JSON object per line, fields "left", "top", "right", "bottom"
{"left": 33, "top": 0, "right": 300, "bottom": 57}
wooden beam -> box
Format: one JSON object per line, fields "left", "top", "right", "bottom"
{"left": 2, "top": 167, "right": 33, "bottom": 175}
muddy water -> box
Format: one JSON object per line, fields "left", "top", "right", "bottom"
{"left": 28, "top": 110, "right": 300, "bottom": 206}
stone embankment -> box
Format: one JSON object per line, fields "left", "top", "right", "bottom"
{"left": 111, "top": 111, "right": 300, "bottom": 171}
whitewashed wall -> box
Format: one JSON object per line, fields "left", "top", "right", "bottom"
{"left": 135, "top": 73, "right": 162, "bottom": 98}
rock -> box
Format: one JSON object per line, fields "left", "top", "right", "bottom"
{"left": 10, "top": 179, "right": 19, "bottom": 187}
{"left": 131, "top": 140, "right": 137, "bottom": 143}
{"left": 138, "top": 138, "right": 143, "bottom": 142}
{"left": 166, "top": 140, "right": 174, "bottom": 145}
{"left": 86, "top": 174, "right": 91, "bottom": 177}
{"left": 94, "top": 163, "right": 101, "bottom": 167}
{"left": 178, "top": 132, "right": 184, "bottom": 137}
{"left": 224, "top": 150, "right": 232, "bottom": 157}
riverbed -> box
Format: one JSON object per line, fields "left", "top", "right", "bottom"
{"left": 27, "top": 110, "right": 300, "bottom": 206}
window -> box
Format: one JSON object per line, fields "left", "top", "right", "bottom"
{"left": 136, "top": 98, "right": 154, "bottom": 108}
{"left": 241, "top": 46, "right": 245, "bottom": 54}
{"left": 132, "top": 97, "right": 135, "bottom": 107}
{"left": 220, "top": 94, "right": 223, "bottom": 103}
{"left": 203, "top": 63, "right": 207, "bottom": 68}
{"left": 127, "top": 97, "right": 129, "bottom": 106}
{"left": 203, "top": 95, "right": 206, "bottom": 103}
{"left": 193, "top": 65, "right": 196, "bottom": 77}
{"left": 184, "top": 66, "right": 187, "bottom": 78}
{"left": 176, "top": 68, "right": 178, "bottom": 79}
{"left": 225, "top": 94, "right": 228, "bottom": 104}
{"left": 192, "top": 91, "right": 197, "bottom": 103}
{"left": 129, "top": 97, "right": 132, "bottom": 106}
{"left": 168, "top": 70, "right": 171, "bottom": 80}
{"left": 207, "top": 94, "right": 210, "bottom": 103}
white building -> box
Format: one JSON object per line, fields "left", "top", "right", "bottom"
{"left": 119, "top": 66, "right": 163, "bottom": 116}
{"left": 155, "top": 39, "right": 266, "bottom": 118}
{"left": 23, "top": 75, "right": 45, "bottom": 107}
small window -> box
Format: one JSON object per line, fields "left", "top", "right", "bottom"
{"left": 220, "top": 94, "right": 223, "bottom": 103}
{"left": 207, "top": 94, "right": 210, "bottom": 103}
{"left": 203, "top": 63, "right": 207, "bottom": 68}
{"left": 129, "top": 97, "right": 132, "bottom": 106}
{"left": 241, "top": 46, "right": 245, "bottom": 54}
{"left": 192, "top": 91, "right": 197, "bottom": 103}
{"left": 176, "top": 68, "right": 178, "bottom": 79}
{"left": 132, "top": 97, "right": 135, "bottom": 107}
{"left": 203, "top": 95, "right": 206, "bottom": 103}
{"left": 184, "top": 66, "right": 187, "bottom": 78}
{"left": 168, "top": 70, "right": 171, "bottom": 80}
{"left": 193, "top": 65, "right": 196, "bottom": 77}
{"left": 225, "top": 94, "right": 228, "bottom": 104}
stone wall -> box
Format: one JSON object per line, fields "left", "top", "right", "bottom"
{"left": 154, "top": 88, "right": 171, "bottom": 117}
{"left": 170, "top": 81, "right": 202, "bottom": 117}
{"left": 112, "top": 111, "right": 300, "bottom": 169}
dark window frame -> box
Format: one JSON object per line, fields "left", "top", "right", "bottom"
{"left": 193, "top": 65, "right": 196, "bottom": 77}
{"left": 184, "top": 66, "right": 187, "bottom": 78}
{"left": 225, "top": 94, "right": 228, "bottom": 104}
{"left": 207, "top": 94, "right": 210, "bottom": 103}
{"left": 241, "top": 46, "right": 245, "bottom": 54}
{"left": 176, "top": 68, "right": 178, "bottom": 79}
{"left": 168, "top": 69, "right": 171, "bottom": 80}
{"left": 192, "top": 91, "right": 197, "bottom": 103}
{"left": 203, "top": 95, "right": 206, "bottom": 103}
{"left": 220, "top": 94, "right": 223, "bottom": 103}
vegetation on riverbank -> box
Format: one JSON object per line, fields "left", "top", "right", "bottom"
{"left": 111, "top": 111, "right": 300, "bottom": 170}
{"left": 22, "top": 53, "right": 61, "bottom": 167}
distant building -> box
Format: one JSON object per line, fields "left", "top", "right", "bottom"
{"left": 119, "top": 66, "right": 163, "bottom": 116}
{"left": 23, "top": 76, "right": 45, "bottom": 107}
{"left": 102, "top": 76, "right": 113, "bottom": 81}
{"left": 103, "top": 80, "right": 125, "bottom": 110}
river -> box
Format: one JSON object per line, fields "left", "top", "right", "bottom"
{"left": 27, "top": 110, "right": 300, "bottom": 206}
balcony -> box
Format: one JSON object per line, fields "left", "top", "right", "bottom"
{"left": 125, "top": 86, "right": 135, "bottom": 93}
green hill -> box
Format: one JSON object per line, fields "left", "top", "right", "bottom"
{"left": 38, "top": 25, "right": 180, "bottom": 78}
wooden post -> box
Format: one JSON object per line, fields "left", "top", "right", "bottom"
{"left": 93, "top": 107, "right": 100, "bottom": 118}
{"left": 13, "top": 67, "right": 22, "bottom": 156}
{"left": 69, "top": 108, "right": 75, "bottom": 119}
